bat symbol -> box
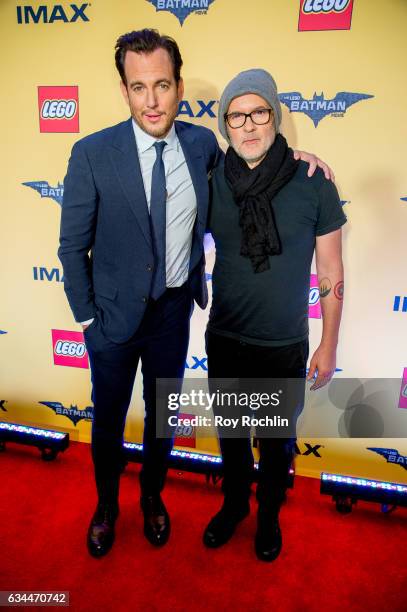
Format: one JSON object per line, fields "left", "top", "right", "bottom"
{"left": 368, "top": 447, "right": 407, "bottom": 471}
{"left": 279, "top": 91, "right": 374, "bottom": 127}
{"left": 22, "top": 181, "right": 64, "bottom": 206}
{"left": 39, "top": 401, "right": 94, "bottom": 426}
{"left": 146, "top": 0, "right": 216, "bottom": 25}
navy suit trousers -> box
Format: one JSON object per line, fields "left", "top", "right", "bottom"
{"left": 84, "top": 284, "right": 192, "bottom": 504}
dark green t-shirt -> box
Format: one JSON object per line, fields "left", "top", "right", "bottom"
{"left": 207, "top": 159, "right": 347, "bottom": 347}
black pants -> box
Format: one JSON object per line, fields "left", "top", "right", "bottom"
{"left": 84, "top": 285, "right": 192, "bottom": 504}
{"left": 206, "top": 330, "right": 308, "bottom": 514}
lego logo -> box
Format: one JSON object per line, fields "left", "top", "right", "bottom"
{"left": 303, "top": 0, "right": 350, "bottom": 13}
{"left": 41, "top": 99, "right": 77, "bottom": 119}
{"left": 309, "top": 287, "right": 320, "bottom": 306}
{"left": 54, "top": 340, "right": 86, "bottom": 357}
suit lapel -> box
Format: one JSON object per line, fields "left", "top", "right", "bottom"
{"left": 175, "top": 122, "right": 209, "bottom": 231}
{"left": 109, "top": 118, "right": 152, "bottom": 248}
{"left": 108, "top": 120, "right": 208, "bottom": 250}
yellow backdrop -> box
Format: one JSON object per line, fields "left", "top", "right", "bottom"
{"left": 1, "top": 0, "right": 406, "bottom": 483}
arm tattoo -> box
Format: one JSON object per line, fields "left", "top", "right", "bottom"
{"left": 319, "top": 277, "right": 332, "bottom": 298}
{"left": 334, "top": 281, "right": 344, "bottom": 300}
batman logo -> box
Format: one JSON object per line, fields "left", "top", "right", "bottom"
{"left": 22, "top": 181, "right": 64, "bottom": 206}
{"left": 39, "top": 401, "right": 94, "bottom": 426}
{"left": 279, "top": 91, "right": 373, "bottom": 127}
{"left": 146, "top": 0, "right": 216, "bottom": 25}
{"left": 367, "top": 447, "right": 407, "bottom": 471}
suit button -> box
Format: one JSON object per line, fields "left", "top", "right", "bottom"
{"left": 146, "top": 264, "right": 153, "bottom": 272}
{"left": 142, "top": 296, "right": 147, "bottom": 303}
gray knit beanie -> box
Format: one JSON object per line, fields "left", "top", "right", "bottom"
{"left": 218, "top": 69, "right": 282, "bottom": 144}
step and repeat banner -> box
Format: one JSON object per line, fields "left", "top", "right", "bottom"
{"left": 1, "top": 0, "right": 406, "bottom": 483}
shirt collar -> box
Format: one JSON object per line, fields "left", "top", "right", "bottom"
{"left": 132, "top": 119, "right": 178, "bottom": 154}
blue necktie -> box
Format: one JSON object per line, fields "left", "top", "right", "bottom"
{"left": 150, "top": 141, "right": 167, "bottom": 300}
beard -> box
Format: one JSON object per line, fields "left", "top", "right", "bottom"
{"left": 132, "top": 107, "right": 178, "bottom": 139}
{"left": 232, "top": 133, "right": 275, "bottom": 167}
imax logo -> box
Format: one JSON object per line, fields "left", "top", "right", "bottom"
{"left": 33, "top": 267, "right": 64, "bottom": 282}
{"left": 185, "top": 356, "right": 207, "bottom": 371}
{"left": 295, "top": 442, "right": 323, "bottom": 457}
{"left": 178, "top": 100, "right": 218, "bottom": 118}
{"left": 17, "top": 3, "right": 90, "bottom": 24}
{"left": 252, "top": 440, "right": 323, "bottom": 457}
{"left": 393, "top": 296, "right": 407, "bottom": 312}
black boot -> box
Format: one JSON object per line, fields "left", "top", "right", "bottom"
{"left": 255, "top": 507, "right": 282, "bottom": 562}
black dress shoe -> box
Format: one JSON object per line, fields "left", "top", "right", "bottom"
{"left": 255, "top": 515, "right": 282, "bottom": 562}
{"left": 203, "top": 503, "right": 250, "bottom": 548}
{"left": 140, "top": 494, "right": 170, "bottom": 547}
{"left": 87, "top": 503, "right": 119, "bottom": 558}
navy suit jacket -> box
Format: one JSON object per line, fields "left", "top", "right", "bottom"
{"left": 58, "top": 118, "right": 221, "bottom": 344}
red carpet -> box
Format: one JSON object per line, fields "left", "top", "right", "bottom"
{"left": 1, "top": 440, "right": 406, "bottom": 612}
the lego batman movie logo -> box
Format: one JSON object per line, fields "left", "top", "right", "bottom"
{"left": 40, "top": 401, "right": 94, "bottom": 426}
{"left": 146, "top": 0, "right": 216, "bottom": 26}
{"left": 23, "top": 181, "right": 63, "bottom": 206}
{"left": 279, "top": 91, "right": 373, "bottom": 127}
{"left": 368, "top": 447, "right": 407, "bottom": 471}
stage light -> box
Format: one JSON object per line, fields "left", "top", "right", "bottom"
{"left": 123, "top": 442, "right": 295, "bottom": 486}
{"left": 320, "top": 472, "right": 407, "bottom": 514}
{"left": 0, "top": 421, "right": 69, "bottom": 461}
{"left": 0, "top": 421, "right": 295, "bottom": 487}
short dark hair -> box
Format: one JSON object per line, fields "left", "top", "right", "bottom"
{"left": 115, "top": 28, "right": 183, "bottom": 85}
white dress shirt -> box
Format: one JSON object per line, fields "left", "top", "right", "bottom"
{"left": 132, "top": 119, "right": 197, "bottom": 287}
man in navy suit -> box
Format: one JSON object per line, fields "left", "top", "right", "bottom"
{"left": 59, "top": 28, "right": 332, "bottom": 558}
{"left": 59, "top": 28, "right": 220, "bottom": 557}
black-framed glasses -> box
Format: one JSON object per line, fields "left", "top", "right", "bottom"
{"left": 225, "top": 108, "right": 273, "bottom": 129}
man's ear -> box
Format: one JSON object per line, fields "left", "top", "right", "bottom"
{"left": 177, "top": 77, "right": 184, "bottom": 102}
{"left": 120, "top": 80, "right": 129, "bottom": 106}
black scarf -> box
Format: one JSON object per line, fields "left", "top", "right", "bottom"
{"left": 224, "top": 133, "right": 300, "bottom": 273}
